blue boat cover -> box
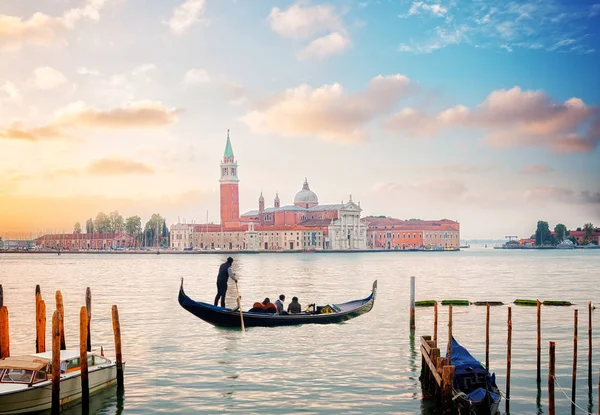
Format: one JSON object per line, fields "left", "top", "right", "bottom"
{"left": 446, "top": 337, "right": 501, "bottom": 404}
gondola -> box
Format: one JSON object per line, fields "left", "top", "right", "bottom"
{"left": 448, "top": 337, "right": 501, "bottom": 414}
{"left": 178, "top": 278, "right": 377, "bottom": 328}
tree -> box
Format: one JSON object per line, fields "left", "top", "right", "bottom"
{"left": 576, "top": 227, "right": 582, "bottom": 232}
{"left": 144, "top": 214, "right": 164, "bottom": 247}
{"left": 535, "top": 221, "right": 551, "bottom": 246}
{"left": 584, "top": 223, "right": 595, "bottom": 243}
{"left": 109, "top": 210, "right": 124, "bottom": 233}
{"left": 125, "top": 216, "right": 142, "bottom": 237}
{"left": 93, "top": 212, "right": 111, "bottom": 233}
{"left": 73, "top": 222, "right": 82, "bottom": 234}
{"left": 85, "top": 218, "right": 94, "bottom": 233}
{"left": 553, "top": 223, "right": 568, "bottom": 243}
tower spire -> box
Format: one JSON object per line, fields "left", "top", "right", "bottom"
{"left": 224, "top": 130, "right": 234, "bottom": 159}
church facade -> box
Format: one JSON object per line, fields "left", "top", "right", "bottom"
{"left": 170, "top": 132, "right": 368, "bottom": 251}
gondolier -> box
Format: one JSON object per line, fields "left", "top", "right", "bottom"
{"left": 214, "top": 257, "right": 237, "bottom": 308}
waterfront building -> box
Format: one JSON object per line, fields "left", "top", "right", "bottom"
{"left": 365, "top": 218, "right": 460, "bottom": 249}
{"left": 0, "top": 239, "right": 35, "bottom": 250}
{"left": 35, "top": 233, "right": 138, "bottom": 250}
{"left": 170, "top": 132, "right": 368, "bottom": 251}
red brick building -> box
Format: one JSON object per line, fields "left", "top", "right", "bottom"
{"left": 365, "top": 217, "right": 460, "bottom": 249}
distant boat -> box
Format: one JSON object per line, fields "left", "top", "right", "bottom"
{"left": 556, "top": 239, "right": 575, "bottom": 249}
{"left": 578, "top": 243, "right": 600, "bottom": 250}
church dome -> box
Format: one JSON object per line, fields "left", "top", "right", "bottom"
{"left": 294, "top": 178, "right": 318, "bottom": 207}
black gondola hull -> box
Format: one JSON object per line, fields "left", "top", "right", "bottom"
{"left": 178, "top": 279, "right": 376, "bottom": 328}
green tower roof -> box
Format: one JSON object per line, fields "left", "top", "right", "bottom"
{"left": 224, "top": 130, "right": 234, "bottom": 158}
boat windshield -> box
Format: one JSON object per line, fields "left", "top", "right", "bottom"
{"left": 1, "top": 368, "right": 35, "bottom": 384}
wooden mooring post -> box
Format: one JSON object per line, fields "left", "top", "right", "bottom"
{"left": 549, "top": 341, "right": 556, "bottom": 415}
{"left": 86, "top": 287, "right": 92, "bottom": 352}
{"left": 112, "top": 305, "right": 124, "bottom": 392}
{"left": 80, "top": 306, "right": 90, "bottom": 408}
{"left": 0, "top": 284, "right": 3, "bottom": 307}
{"left": 433, "top": 301, "right": 438, "bottom": 346}
{"left": 507, "top": 306, "right": 512, "bottom": 414}
{"left": 51, "top": 311, "right": 60, "bottom": 415}
{"left": 0, "top": 305, "right": 9, "bottom": 358}
{"left": 486, "top": 302, "right": 490, "bottom": 370}
{"left": 37, "top": 298, "right": 46, "bottom": 353}
{"left": 55, "top": 290, "right": 66, "bottom": 350}
{"left": 410, "top": 276, "right": 416, "bottom": 330}
{"left": 572, "top": 309, "right": 578, "bottom": 413}
{"left": 537, "top": 299, "right": 541, "bottom": 383}
{"left": 589, "top": 301, "right": 593, "bottom": 392}
{"left": 447, "top": 305, "right": 453, "bottom": 364}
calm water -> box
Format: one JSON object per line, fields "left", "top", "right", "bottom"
{"left": 1, "top": 249, "right": 599, "bottom": 414}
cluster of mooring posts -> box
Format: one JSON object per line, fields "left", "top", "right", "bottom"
{"left": 409, "top": 276, "right": 598, "bottom": 415}
{"left": 0, "top": 283, "right": 124, "bottom": 412}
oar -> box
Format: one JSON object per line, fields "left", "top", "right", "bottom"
{"left": 235, "top": 281, "right": 245, "bottom": 332}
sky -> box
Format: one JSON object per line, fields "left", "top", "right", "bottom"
{"left": 0, "top": 0, "right": 599, "bottom": 240}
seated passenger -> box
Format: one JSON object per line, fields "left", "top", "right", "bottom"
{"left": 262, "top": 297, "right": 278, "bottom": 313}
{"left": 249, "top": 301, "right": 266, "bottom": 313}
{"left": 287, "top": 296, "right": 302, "bottom": 314}
{"left": 274, "top": 294, "right": 285, "bottom": 313}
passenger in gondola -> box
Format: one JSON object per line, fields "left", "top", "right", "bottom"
{"left": 287, "top": 296, "right": 301, "bottom": 314}
{"left": 262, "top": 297, "right": 278, "bottom": 313}
{"left": 274, "top": 294, "right": 285, "bottom": 313}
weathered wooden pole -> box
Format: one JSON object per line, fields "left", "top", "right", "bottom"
{"left": 537, "top": 299, "right": 542, "bottom": 383}
{"left": 80, "top": 306, "right": 89, "bottom": 408}
{"left": 507, "top": 306, "right": 512, "bottom": 414}
{"left": 86, "top": 287, "right": 92, "bottom": 352}
{"left": 447, "top": 305, "right": 453, "bottom": 364}
{"left": 572, "top": 309, "right": 578, "bottom": 413}
{"left": 0, "top": 306, "right": 9, "bottom": 358}
{"left": 442, "top": 365, "right": 455, "bottom": 410}
{"left": 51, "top": 311, "right": 61, "bottom": 415}
{"left": 112, "top": 305, "right": 124, "bottom": 392}
{"left": 549, "top": 341, "right": 556, "bottom": 415}
{"left": 0, "top": 284, "right": 3, "bottom": 307}
{"left": 55, "top": 290, "right": 66, "bottom": 350}
{"left": 35, "top": 285, "right": 42, "bottom": 353}
{"left": 486, "top": 302, "right": 490, "bottom": 369}
{"left": 37, "top": 299, "right": 46, "bottom": 353}
{"left": 410, "top": 276, "right": 416, "bottom": 330}
{"left": 589, "top": 301, "right": 593, "bottom": 392}
{"left": 433, "top": 301, "right": 438, "bottom": 347}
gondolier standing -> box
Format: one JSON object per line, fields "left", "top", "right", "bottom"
{"left": 214, "top": 257, "right": 237, "bottom": 308}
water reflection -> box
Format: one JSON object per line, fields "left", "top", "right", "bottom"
{"left": 41, "top": 385, "right": 124, "bottom": 415}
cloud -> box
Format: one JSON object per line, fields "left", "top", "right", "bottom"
{"left": 77, "top": 67, "right": 102, "bottom": 76}
{"left": 525, "top": 186, "right": 600, "bottom": 205}
{"left": 53, "top": 100, "right": 181, "bottom": 128}
{"left": 267, "top": 3, "right": 343, "bottom": 39}
{"left": 297, "top": 31, "right": 351, "bottom": 60}
{"left": 166, "top": 0, "right": 207, "bottom": 34}
{"left": 399, "top": 25, "right": 468, "bottom": 54}
{"left": 30, "top": 66, "right": 68, "bottom": 90}
{"left": 241, "top": 74, "right": 412, "bottom": 142}
{"left": 1, "top": 100, "right": 181, "bottom": 142}
{"left": 131, "top": 63, "right": 156, "bottom": 80}
{"left": 0, "top": 0, "right": 108, "bottom": 50}
{"left": 399, "top": 2, "right": 449, "bottom": 18}
{"left": 386, "top": 86, "right": 600, "bottom": 154}
{"left": 87, "top": 157, "right": 155, "bottom": 175}
{"left": 267, "top": 2, "right": 350, "bottom": 60}
{"left": 520, "top": 164, "right": 553, "bottom": 174}
{"left": 183, "top": 68, "right": 211, "bottom": 85}
{"left": 374, "top": 179, "right": 467, "bottom": 199}
{"left": 0, "top": 82, "right": 21, "bottom": 104}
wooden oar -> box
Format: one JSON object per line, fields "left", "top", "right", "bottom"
{"left": 235, "top": 281, "right": 245, "bottom": 332}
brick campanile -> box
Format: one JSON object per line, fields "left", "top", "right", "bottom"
{"left": 219, "top": 130, "right": 240, "bottom": 227}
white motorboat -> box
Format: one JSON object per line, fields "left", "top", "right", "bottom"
{"left": 0, "top": 350, "right": 118, "bottom": 414}
{"left": 556, "top": 239, "right": 575, "bottom": 249}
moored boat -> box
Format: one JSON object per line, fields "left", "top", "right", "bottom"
{"left": 0, "top": 350, "right": 118, "bottom": 414}
{"left": 178, "top": 278, "right": 377, "bottom": 328}
{"left": 449, "top": 337, "right": 501, "bottom": 414}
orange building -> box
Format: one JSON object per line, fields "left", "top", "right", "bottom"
{"left": 365, "top": 218, "right": 460, "bottom": 249}
{"left": 35, "top": 233, "right": 138, "bottom": 250}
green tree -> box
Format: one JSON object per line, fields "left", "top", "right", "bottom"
{"left": 161, "top": 219, "right": 170, "bottom": 247}
{"left": 584, "top": 223, "right": 595, "bottom": 243}
{"left": 109, "top": 210, "right": 124, "bottom": 233}
{"left": 73, "top": 222, "right": 82, "bottom": 234}
{"left": 85, "top": 218, "right": 94, "bottom": 233}
{"left": 125, "top": 216, "right": 142, "bottom": 236}
{"left": 535, "top": 221, "right": 551, "bottom": 245}
{"left": 94, "top": 212, "right": 111, "bottom": 233}
{"left": 144, "top": 214, "right": 164, "bottom": 247}
{"left": 553, "top": 223, "right": 568, "bottom": 243}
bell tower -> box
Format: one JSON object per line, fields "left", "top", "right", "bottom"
{"left": 220, "top": 130, "right": 240, "bottom": 227}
